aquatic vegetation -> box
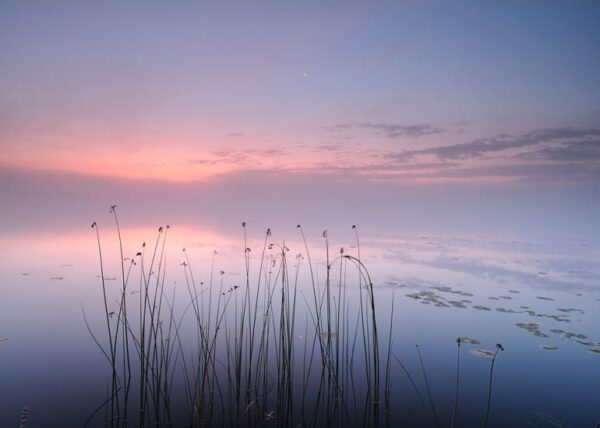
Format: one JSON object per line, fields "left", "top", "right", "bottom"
{"left": 536, "top": 296, "right": 554, "bottom": 301}
{"left": 406, "top": 290, "right": 451, "bottom": 308}
{"left": 84, "top": 209, "right": 512, "bottom": 428}
{"left": 86, "top": 218, "right": 391, "bottom": 427}
{"left": 416, "top": 344, "right": 440, "bottom": 428}
{"left": 458, "top": 337, "right": 480, "bottom": 345}
{"left": 473, "top": 305, "right": 492, "bottom": 311}
{"left": 495, "top": 308, "right": 520, "bottom": 314}
{"left": 556, "top": 307, "right": 584, "bottom": 314}
{"left": 508, "top": 290, "right": 520, "bottom": 294}
{"left": 450, "top": 338, "right": 461, "bottom": 428}
{"left": 431, "top": 286, "right": 473, "bottom": 297}
{"left": 406, "top": 292, "right": 423, "bottom": 300}
{"left": 588, "top": 348, "right": 600, "bottom": 355}
{"left": 521, "top": 309, "right": 571, "bottom": 323}
{"left": 539, "top": 345, "right": 558, "bottom": 351}
{"left": 516, "top": 322, "right": 541, "bottom": 330}
{"left": 0, "top": 337, "right": 9, "bottom": 344}
{"left": 483, "top": 344, "right": 504, "bottom": 428}
{"left": 19, "top": 406, "right": 29, "bottom": 428}
{"left": 546, "top": 329, "right": 597, "bottom": 349}
{"left": 545, "top": 314, "right": 571, "bottom": 323}
{"left": 515, "top": 322, "right": 550, "bottom": 338}
{"left": 469, "top": 349, "right": 495, "bottom": 358}
{"left": 448, "top": 300, "right": 468, "bottom": 308}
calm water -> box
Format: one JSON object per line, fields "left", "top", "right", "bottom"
{"left": 1, "top": 223, "right": 599, "bottom": 427}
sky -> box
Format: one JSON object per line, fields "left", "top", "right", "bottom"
{"left": 1, "top": 2, "right": 599, "bottom": 237}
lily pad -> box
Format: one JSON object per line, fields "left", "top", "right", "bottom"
{"left": 469, "top": 349, "right": 495, "bottom": 358}
{"left": 496, "top": 308, "right": 520, "bottom": 314}
{"left": 459, "top": 337, "right": 480, "bottom": 345}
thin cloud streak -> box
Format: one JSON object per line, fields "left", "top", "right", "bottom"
{"left": 323, "top": 122, "right": 445, "bottom": 139}
{"left": 397, "top": 127, "right": 600, "bottom": 160}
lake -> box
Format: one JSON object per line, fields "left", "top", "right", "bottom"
{"left": 1, "top": 219, "right": 598, "bottom": 427}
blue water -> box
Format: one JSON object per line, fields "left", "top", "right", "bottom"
{"left": 1, "top": 226, "right": 599, "bottom": 427}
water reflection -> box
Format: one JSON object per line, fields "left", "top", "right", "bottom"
{"left": 1, "top": 223, "right": 599, "bottom": 427}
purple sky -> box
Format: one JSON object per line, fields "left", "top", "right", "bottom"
{"left": 1, "top": 2, "right": 599, "bottom": 237}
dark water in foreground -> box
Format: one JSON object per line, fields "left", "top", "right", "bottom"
{"left": 1, "top": 225, "right": 599, "bottom": 427}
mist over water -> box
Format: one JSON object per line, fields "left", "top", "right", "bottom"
{"left": 2, "top": 1, "right": 600, "bottom": 426}
{"left": 1, "top": 209, "right": 599, "bottom": 427}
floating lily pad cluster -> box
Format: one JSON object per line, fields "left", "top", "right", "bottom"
{"left": 556, "top": 307, "right": 585, "bottom": 314}
{"left": 458, "top": 336, "right": 481, "bottom": 345}
{"left": 549, "top": 329, "right": 600, "bottom": 354}
{"left": 405, "top": 288, "right": 475, "bottom": 309}
{"left": 515, "top": 322, "right": 549, "bottom": 338}
{"left": 488, "top": 295, "right": 513, "bottom": 301}
{"left": 469, "top": 349, "right": 495, "bottom": 358}
{"left": 431, "top": 286, "right": 474, "bottom": 297}
{"left": 495, "top": 307, "right": 520, "bottom": 313}
{"left": 521, "top": 309, "right": 571, "bottom": 323}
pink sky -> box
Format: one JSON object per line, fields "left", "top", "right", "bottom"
{"left": 1, "top": 2, "right": 599, "bottom": 239}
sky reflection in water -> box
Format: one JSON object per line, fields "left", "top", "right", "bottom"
{"left": 1, "top": 223, "right": 599, "bottom": 427}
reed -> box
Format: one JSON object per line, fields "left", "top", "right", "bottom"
{"left": 18, "top": 406, "right": 29, "bottom": 428}
{"left": 84, "top": 208, "right": 507, "bottom": 428}
{"left": 450, "top": 337, "right": 461, "bottom": 428}
{"left": 483, "top": 343, "right": 504, "bottom": 428}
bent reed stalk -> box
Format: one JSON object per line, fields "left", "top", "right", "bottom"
{"left": 85, "top": 210, "right": 507, "bottom": 428}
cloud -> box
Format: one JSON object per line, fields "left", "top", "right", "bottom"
{"left": 313, "top": 144, "right": 343, "bottom": 152}
{"left": 358, "top": 122, "right": 444, "bottom": 138}
{"left": 306, "top": 126, "right": 600, "bottom": 184}
{"left": 244, "top": 148, "right": 286, "bottom": 157}
{"left": 190, "top": 150, "right": 248, "bottom": 166}
{"left": 323, "top": 122, "right": 444, "bottom": 139}
{"left": 399, "top": 127, "right": 600, "bottom": 160}
{"left": 321, "top": 124, "right": 353, "bottom": 132}
{"left": 517, "top": 139, "right": 600, "bottom": 162}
